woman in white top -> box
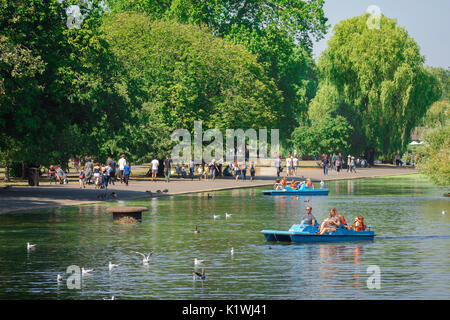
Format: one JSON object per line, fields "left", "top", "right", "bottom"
{"left": 286, "top": 156, "right": 292, "bottom": 176}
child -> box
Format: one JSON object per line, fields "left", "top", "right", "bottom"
{"left": 124, "top": 161, "right": 131, "bottom": 186}
{"left": 353, "top": 215, "right": 366, "bottom": 231}
{"left": 197, "top": 165, "right": 203, "bottom": 181}
{"left": 79, "top": 167, "right": 86, "bottom": 189}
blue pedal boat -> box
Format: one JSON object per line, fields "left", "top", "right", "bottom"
{"left": 262, "top": 186, "right": 329, "bottom": 196}
{"left": 261, "top": 223, "right": 375, "bottom": 243}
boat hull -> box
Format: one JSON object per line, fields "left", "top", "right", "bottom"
{"left": 262, "top": 188, "right": 329, "bottom": 196}
{"left": 261, "top": 224, "right": 375, "bottom": 243}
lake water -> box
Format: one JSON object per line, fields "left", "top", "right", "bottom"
{"left": 0, "top": 174, "right": 449, "bottom": 299}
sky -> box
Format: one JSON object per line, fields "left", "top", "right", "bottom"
{"left": 312, "top": 0, "right": 450, "bottom": 69}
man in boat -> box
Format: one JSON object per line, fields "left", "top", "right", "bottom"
{"left": 301, "top": 206, "right": 317, "bottom": 227}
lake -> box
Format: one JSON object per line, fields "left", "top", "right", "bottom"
{"left": 0, "top": 174, "right": 449, "bottom": 299}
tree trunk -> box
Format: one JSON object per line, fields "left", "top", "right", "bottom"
{"left": 21, "top": 162, "right": 25, "bottom": 179}
{"left": 365, "top": 147, "right": 375, "bottom": 166}
{"left": 4, "top": 159, "right": 10, "bottom": 182}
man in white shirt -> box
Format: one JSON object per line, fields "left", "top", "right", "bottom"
{"left": 292, "top": 156, "right": 298, "bottom": 176}
{"left": 286, "top": 156, "right": 292, "bottom": 176}
{"left": 118, "top": 154, "right": 127, "bottom": 184}
{"left": 275, "top": 155, "right": 281, "bottom": 177}
{"left": 151, "top": 158, "right": 159, "bottom": 182}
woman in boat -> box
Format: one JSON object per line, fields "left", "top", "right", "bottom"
{"left": 353, "top": 215, "right": 366, "bottom": 231}
{"left": 305, "top": 178, "right": 313, "bottom": 188}
{"left": 280, "top": 177, "right": 287, "bottom": 187}
{"left": 319, "top": 208, "right": 341, "bottom": 235}
{"left": 338, "top": 214, "right": 352, "bottom": 230}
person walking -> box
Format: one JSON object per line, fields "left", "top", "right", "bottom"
{"left": 104, "top": 163, "right": 112, "bottom": 189}
{"left": 79, "top": 167, "right": 86, "bottom": 189}
{"left": 84, "top": 158, "right": 93, "bottom": 185}
{"left": 107, "top": 157, "right": 116, "bottom": 185}
{"left": 163, "top": 155, "right": 172, "bottom": 183}
{"left": 321, "top": 154, "right": 329, "bottom": 175}
{"left": 292, "top": 156, "right": 298, "bottom": 176}
{"left": 240, "top": 161, "right": 248, "bottom": 181}
{"left": 124, "top": 161, "right": 131, "bottom": 185}
{"left": 275, "top": 155, "right": 282, "bottom": 177}
{"left": 332, "top": 153, "right": 337, "bottom": 172}
{"left": 233, "top": 161, "right": 240, "bottom": 181}
{"left": 189, "top": 157, "right": 195, "bottom": 181}
{"left": 250, "top": 162, "right": 256, "bottom": 181}
{"left": 118, "top": 154, "right": 126, "bottom": 183}
{"left": 74, "top": 159, "right": 80, "bottom": 172}
{"left": 286, "top": 155, "right": 292, "bottom": 177}
{"left": 151, "top": 157, "right": 159, "bottom": 182}
{"left": 210, "top": 160, "right": 218, "bottom": 181}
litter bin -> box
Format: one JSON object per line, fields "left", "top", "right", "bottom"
{"left": 28, "top": 167, "right": 40, "bottom": 186}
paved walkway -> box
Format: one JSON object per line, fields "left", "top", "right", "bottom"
{"left": 0, "top": 166, "right": 418, "bottom": 214}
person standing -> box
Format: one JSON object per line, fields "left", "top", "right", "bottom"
{"left": 292, "top": 156, "right": 298, "bottom": 176}
{"left": 189, "top": 157, "right": 195, "bottom": 181}
{"left": 104, "top": 163, "right": 112, "bottom": 189}
{"left": 321, "top": 154, "right": 329, "bottom": 175}
{"left": 240, "top": 161, "right": 248, "bottom": 181}
{"left": 250, "top": 162, "right": 256, "bottom": 181}
{"left": 347, "top": 155, "right": 352, "bottom": 172}
{"left": 163, "top": 155, "right": 172, "bottom": 183}
{"left": 210, "top": 160, "right": 218, "bottom": 181}
{"left": 286, "top": 155, "right": 292, "bottom": 177}
{"left": 151, "top": 157, "right": 159, "bottom": 182}
{"left": 124, "top": 161, "right": 131, "bottom": 186}
{"left": 84, "top": 158, "right": 93, "bottom": 185}
{"left": 74, "top": 159, "right": 80, "bottom": 172}
{"left": 108, "top": 157, "right": 116, "bottom": 185}
{"left": 79, "top": 167, "right": 86, "bottom": 189}
{"left": 332, "top": 153, "right": 337, "bottom": 172}
{"left": 233, "top": 161, "right": 240, "bottom": 181}
{"left": 118, "top": 154, "right": 126, "bottom": 183}
{"left": 275, "top": 155, "right": 282, "bottom": 177}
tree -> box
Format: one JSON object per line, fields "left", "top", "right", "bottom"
{"left": 0, "top": 0, "right": 129, "bottom": 168}
{"left": 318, "top": 14, "right": 442, "bottom": 163}
{"left": 291, "top": 115, "right": 353, "bottom": 156}
{"left": 106, "top": 0, "right": 328, "bottom": 142}
{"left": 417, "top": 125, "right": 450, "bottom": 186}
{"left": 100, "top": 13, "right": 281, "bottom": 136}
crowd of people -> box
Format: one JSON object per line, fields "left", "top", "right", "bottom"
{"left": 48, "top": 154, "right": 131, "bottom": 189}
{"left": 320, "top": 153, "right": 370, "bottom": 175}
{"left": 301, "top": 205, "right": 367, "bottom": 234}
{"left": 155, "top": 156, "right": 257, "bottom": 182}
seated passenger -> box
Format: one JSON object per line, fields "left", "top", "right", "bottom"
{"left": 299, "top": 181, "right": 306, "bottom": 190}
{"left": 305, "top": 178, "right": 313, "bottom": 188}
{"left": 290, "top": 180, "right": 298, "bottom": 190}
{"left": 48, "top": 165, "right": 57, "bottom": 184}
{"left": 353, "top": 215, "right": 366, "bottom": 231}
{"left": 301, "top": 206, "right": 317, "bottom": 226}
{"left": 281, "top": 177, "right": 287, "bottom": 187}
{"left": 338, "top": 214, "right": 352, "bottom": 230}
{"left": 319, "top": 208, "right": 341, "bottom": 235}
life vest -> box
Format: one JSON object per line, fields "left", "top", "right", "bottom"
{"left": 353, "top": 217, "right": 365, "bottom": 231}
{"left": 340, "top": 217, "right": 348, "bottom": 228}
{"left": 281, "top": 178, "right": 287, "bottom": 186}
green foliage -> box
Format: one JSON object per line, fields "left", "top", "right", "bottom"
{"left": 318, "top": 14, "right": 442, "bottom": 160}
{"left": 417, "top": 124, "right": 450, "bottom": 186}
{"left": 106, "top": 0, "right": 328, "bottom": 142}
{"left": 291, "top": 115, "right": 353, "bottom": 155}
{"left": 100, "top": 12, "right": 281, "bottom": 133}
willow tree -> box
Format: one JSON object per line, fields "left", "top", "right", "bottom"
{"left": 318, "top": 14, "right": 441, "bottom": 163}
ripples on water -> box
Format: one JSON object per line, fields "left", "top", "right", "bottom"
{"left": 0, "top": 175, "right": 449, "bottom": 299}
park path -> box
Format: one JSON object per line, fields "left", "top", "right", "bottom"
{"left": 0, "top": 165, "right": 418, "bottom": 214}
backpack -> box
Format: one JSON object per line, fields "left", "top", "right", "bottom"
{"left": 79, "top": 172, "right": 85, "bottom": 179}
